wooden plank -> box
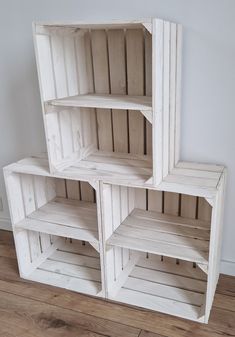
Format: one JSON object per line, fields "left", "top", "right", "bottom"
{"left": 126, "top": 28, "right": 145, "bottom": 154}
{"left": 20, "top": 175, "right": 41, "bottom": 261}
{"left": 55, "top": 178, "right": 67, "bottom": 197}
{"left": 116, "top": 288, "right": 201, "bottom": 321}
{"left": 162, "top": 21, "right": 170, "bottom": 177}
{"left": 28, "top": 198, "right": 98, "bottom": 229}
{"left": 148, "top": 190, "right": 163, "bottom": 212}
{"left": 145, "top": 30, "right": 152, "bottom": 155}
{"left": 164, "top": 192, "right": 179, "bottom": 216}
{"left": 50, "top": 34, "right": 68, "bottom": 98}
{"left": 174, "top": 24, "right": 182, "bottom": 165}
{"left": 108, "top": 232, "right": 208, "bottom": 264}
{"left": 34, "top": 34, "right": 56, "bottom": 101}
{"left": 80, "top": 182, "right": 95, "bottom": 202}
{"left": 91, "top": 30, "right": 113, "bottom": 151}
{"left": 66, "top": 179, "right": 80, "bottom": 200}
{"left": 152, "top": 19, "right": 164, "bottom": 185}
{"left": 111, "top": 185, "right": 123, "bottom": 278}
{"left": 137, "top": 255, "right": 207, "bottom": 281}
{"left": 181, "top": 194, "right": 197, "bottom": 219}
{"left": 108, "top": 251, "right": 140, "bottom": 298}
{"left": 63, "top": 35, "right": 79, "bottom": 95}
{"left": 16, "top": 218, "right": 98, "bottom": 243}
{"left": 48, "top": 94, "right": 152, "bottom": 110}
{"left": 169, "top": 23, "right": 177, "bottom": 171}
{"left": 108, "top": 29, "right": 128, "bottom": 153}
{"left": 198, "top": 198, "right": 212, "bottom": 221}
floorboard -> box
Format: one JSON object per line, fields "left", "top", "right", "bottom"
{"left": 0, "top": 230, "right": 234, "bottom": 337}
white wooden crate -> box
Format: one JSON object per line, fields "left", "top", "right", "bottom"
{"left": 2, "top": 16, "right": 227, "bottom": 324}
{"left": 33, "top": 18, "right": 182, "bottom": 186}
{"left": 3, "top": 168, "right": 104, "bottom": 296}
{"left": 101, "top": 174, "right": 226, "bottom": 323}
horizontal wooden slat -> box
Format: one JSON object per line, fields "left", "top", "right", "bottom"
{"left": 47, "top": 94, "right": 152, "bottom": 111}
{"left": 27, "top": 240, "right": 102, "bottom": 296}
{"left": 16, "top": 218, "right": 98, "bottom": 242}
{"left": 15, "top": 197, "right": 98, "bottom": 242}
{"left": 4, "top": 156, "right": 223, "bottom": 196}
{"left": 116, "top": 288, "right": 201, "bottom": 322}
{"left": 112, "top": 254, "right": 206, "bottom": 322}
{"left": 107, "top": 208, "right": 209, "bottom": 264}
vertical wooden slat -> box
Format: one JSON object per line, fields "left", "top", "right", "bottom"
{"left": 169, "top": 23, "right": 177, "bottom": 171}
{"left": 45, "top": 112, "right": 63, "bottom": 166}
{"left": 80, "top": 182, "right": 94, "bottom": 202}
{"left": 205, "top": 173, "right": 225, "bottom": 322}
{"left": 108, "top": 29, "right": 128, "bottom": 153}
{"left": 34, "top": 34, "right": 56, "bottom": 101}
{"left": 66, "top": 180, "right": 80, "bottom": 200}
{"left": 198, "top": 198, "right": 212, "bottom": 221}
{"left": 3, "top": 171, "right": 32, "bottom": 276}
{"left": 58, "top": 109, "right": 74, "bottom": 159}
{"left": 126, "top": 28, "right": 145, "bottom": 154}
{"left": 134, "top": 189, "right": 146, "bottom": 210}
{"left": 91, "top": 30, "right": 113, "bottom": 151}
{"left": 20, "top": 174, "right": 41, "bottom": 261}
{"left": 181, "top": 194, "right": 197, "bottom": 219}
{"left": 50, "top": 35, "right": 68, "bottom": 98}
{"left": 152, "top": 19, "right": 164, "bottom": 185}
{"left": 175, "top": 24, "right": 183, "bottom": 165}
{"left": 34, "top": 176, "right": 54, "bottom": 252}
{"left": 55, "top": 179, "right": 67, "bottom": 197}
{"left": 164, "top": 192, "right": 179, "bottom": 216}
{"left": 64, "top": 35, "right": 79, "bottom": 95}
{"left": 162, "top": 22, "right": 170, "bottom": 177}
{"left": 75, "top": 32, "right": 97, "bottom": 163}
{"left": 145, "top": 30, "right": 152, "bottom": 155}
{"left": 120, "top": 186, "right": 130, "bottom": 268}
{"left": 148, "top": 190, "right": 162, "bottom": 212}
{"left": 111, "top": 185, "right": 122, "bottom": 278}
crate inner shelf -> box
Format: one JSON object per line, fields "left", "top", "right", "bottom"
{"left": 107, "top": 208, "right": 210, "bottom": 265}
{"left": 111, "top": 254, "right": 207, "bottom": 322}
{"left": 46, "top": 94, "right": 152, "bottom": 111}
{"left": 27, "top": 238, "right": 102, "bottom": 296}
{"left": 16, "top": 197, "right": 99, "bottom": 243}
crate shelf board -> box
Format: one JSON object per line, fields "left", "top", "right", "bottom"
{"left": 26, "top": 240, "right": 102, "bottom": 295}
{"left": 5, "top": 154, "right": 152, "bottom": 188}
{"left": 151, "top": 161, "right": 225, "bottom": 198}
{"left": 107, "top": 208, "right": 210, "bottom": 265}
{"left": 35, "top": 20, "right": 151, "bottom": 33}
{"left": 46, "top": 94, "right": 152, "bottom": 111}
{"left": 110, "top": 255, "right": 206, "bottom": 322}
{"left": 16, "top": 197, "right": 99, "bottom": 243}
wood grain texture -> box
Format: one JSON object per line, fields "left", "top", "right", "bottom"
{"left": 0, "top": 231, "right": 234, "bottom": 337}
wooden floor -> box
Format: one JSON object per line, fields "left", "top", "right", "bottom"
{"left": 0, "top": 230, "right": 234, "bottom": 337}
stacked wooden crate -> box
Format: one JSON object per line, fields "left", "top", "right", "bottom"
{"left": 3, "top": 18, "right": 226, "bottom": 323}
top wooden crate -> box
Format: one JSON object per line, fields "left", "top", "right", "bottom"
{"left": 33, "top": 19, "right": 182, "bottom": 186}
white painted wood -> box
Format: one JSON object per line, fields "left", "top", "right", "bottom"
{"left": 3, "top": 18, "right": 227, "bottom": 324}
{"left": 152, "top": 19, "right": 164, "bottom": 185}
{"left": 107, "top": 208, "right": 210, "bottom": 264}
{"left": 47, "top": 94, "right": 152, "bottom": 111}
{"left": 126, "top": 28, "right": 145, "bottom": 155}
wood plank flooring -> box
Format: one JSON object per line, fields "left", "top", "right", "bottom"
{"left": 0, "top": 230, "right": 234, "bottom": 337}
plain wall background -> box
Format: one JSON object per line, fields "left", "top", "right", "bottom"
{"left": 0, "top": 0, "right": 234, "bottom": 275}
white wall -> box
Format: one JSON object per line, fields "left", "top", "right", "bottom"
{"left": 0, "top": 0, "right": 234, "bottom": 275}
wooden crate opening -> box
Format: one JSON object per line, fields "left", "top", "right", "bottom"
{"left": 34, "top": 23, "right": 153, "bottom": 178}
{"left": 102, "top": 183, "right": 212, "bottom": 321}
{"left": 7, "top": 172, "right": 99, "bottom": 244}
{"left": 16, "top": 231, "right": 102, "bottom": 296}
{"left": 106, "top": 249, "right": 207, "bottom": 322}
